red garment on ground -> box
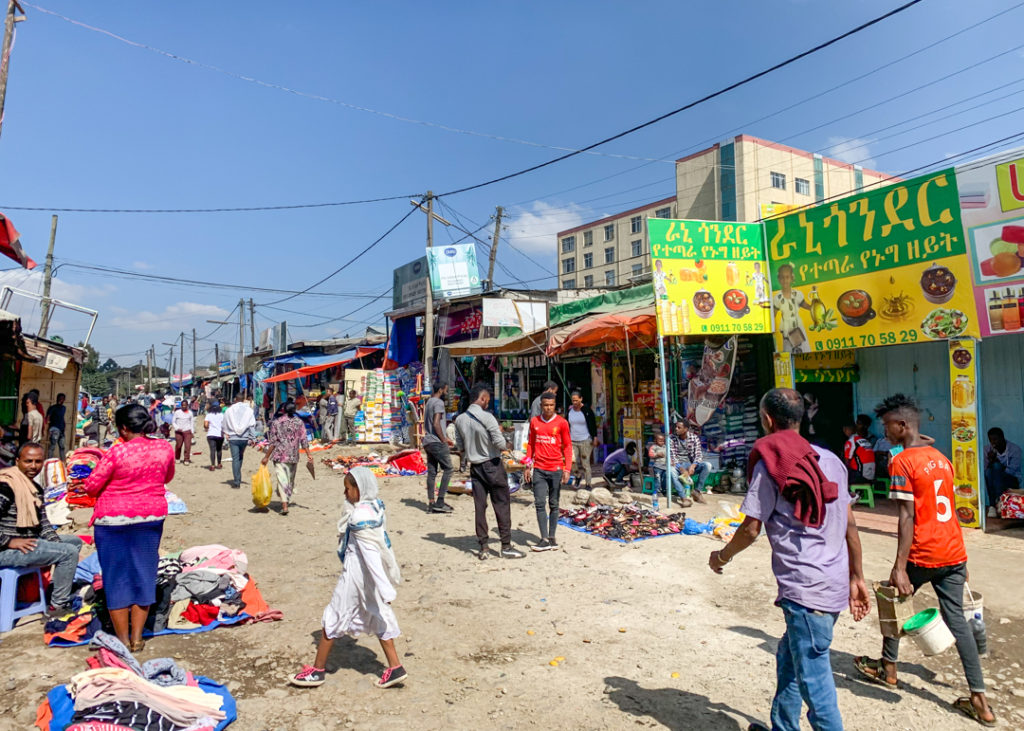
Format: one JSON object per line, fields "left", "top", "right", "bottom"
{"left": 526, "top": 415, "right": 573, "bottom": 472}
{"left": 747, "top": 430, "right": 838, "bottom": 529}
{"left": 183, "top": 602, "right": 219, "bottom": 626}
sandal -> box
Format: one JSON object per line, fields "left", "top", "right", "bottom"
{"left": 952, "top": 697, "right": 996, "bottom": 727}
{"left": 853, "top": 656, "right": 898, "bottom": 687}
{"left": 130, "top": 639, "right": 145, "bottom": 653}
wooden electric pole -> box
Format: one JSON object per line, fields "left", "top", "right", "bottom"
{"left": 147, "top": 346, "right": 153, "bottom": 393}
{"left": 0, "top": 1, "right": 25, "bottom": 141}
{"left": 423, "top": 192, "right": 434, "bottom": 394}
{"left": 248, "top": 299, "right": 256, "bottom": 355}
{"left": 485, "top": 206, "right": 504, "bottom": 291}
{"left": 238, "top": 298, "right": 245, "bottom": 377}
{"left": 38, "top": 214, "right": 57, "bottom": 336}
{"left": 192, "top": 328, "right": 196, "bottom": 390}
{"left": 215, "top": 343, "right": 219, "bottom": 370}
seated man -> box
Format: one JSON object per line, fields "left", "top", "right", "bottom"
{"left": 648, "top": 433, "right": 692, "bottom": 507}
{"left": 0, "top": 443, "right": 83, "bottom": 614}
{"left": 602, "top": 442, "right": 638, "bottom": 485}
{"left": 669, "top": 421, "right": 712, "bottom": 504}
{"left": 985, "top": 427, "right": 1022, "bottom": 518}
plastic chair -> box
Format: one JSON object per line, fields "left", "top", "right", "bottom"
{"left": 641, "top": 475, "right": 659, "bottom": 495}
{"left": 850, "top": 484, "right": 874, "bottom": 509}
{"left": 874, "top": 477, "right": 891, "bottom": 497}
{"left": 0, "top": 566, "right": 47, "bottom": 633}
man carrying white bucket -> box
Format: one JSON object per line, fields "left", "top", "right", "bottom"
{"left": 854, "top": 394, "right": 995, "bottom": 727}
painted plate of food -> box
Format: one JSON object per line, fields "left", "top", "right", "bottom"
{"left": 921, "top": 308, "right": 969, "bottom": 339}
{"left": 723, "top": 289, "right": 749, "bottom": 319}
{"left": 955, "top": 484, "right": 976, "bottom": 499}
{"left": 956, "top": 506, "right": 975, "bottom": 524}
{"left": 836, "top": 290, "right": 875, "bottom": 327}
{"left": 952, "top": 424, "right": 976, "bottom": 443}
{"left": 920, "top": 264, "right": 957, "bottom": 304}
{"left": 951, "top": 347, "right": 972, "bottom": 369}
{"left": 693, "top": 290, "right": 715, "bottom": 319}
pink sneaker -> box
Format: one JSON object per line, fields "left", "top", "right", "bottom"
{"left": 289, "top": 665, "right": 326, "bottom": 687}
{"left": 377, "top": 665, "right": 408, "bottom": 688}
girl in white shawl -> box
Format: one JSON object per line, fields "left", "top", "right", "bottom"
{"left": 289, "top": 467, "right": 408, "bottom": 689}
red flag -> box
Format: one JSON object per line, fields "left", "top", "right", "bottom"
{"left": 0, "top": 213, "right": 36, "bottom": 269}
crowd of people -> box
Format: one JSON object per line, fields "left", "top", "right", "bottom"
{"left": 0, "top": 375, "right": 1008, "bottom": 728}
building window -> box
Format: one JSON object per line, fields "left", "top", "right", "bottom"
{"left": 631, "top": 239, "right": 643, "bottom": 257}
{"left": 655, "top": 207, "right": 671, "bottom": 219}
{"left": 604, "top": 247, "right": 615, "bottom": 264}
{"left": 583, "top": 252, "right": 593, "bottom": 269}
{"left": 795, "top": 178, "right": 810, "bottom": 196}
{"left": 583, "top": 230, "right": 593, "bottom": 246}
{"left": 563, "top": 278, "right": 575, "bottom": 289}
{"left": 561, "top": 235, "right": 575, "bottom": 253}
{"left": 630, "top": 216, "right": 642, "bottom": 234}
{"left": 770, "top": 171, "right": 786, "bottom": 190}
{"left": 605, "top": 270, "right": 616, "bottom": 286}
{"left": 631, "top": 264, "right": 643, "bottom": 277}
{"left": 583, "top": 274, "right": 594, "bottom": 287}
{"left": 562, "top": 257, "right": 575, "bottom": 274}
{"left": 604, "top": 224, "right": 615, "bottom": 241}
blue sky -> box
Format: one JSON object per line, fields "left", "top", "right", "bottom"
{"left": 1, "top": 0, "right": 1022, "bottom": 368}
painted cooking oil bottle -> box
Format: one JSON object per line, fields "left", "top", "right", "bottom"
{"left": 809, "top": 287, "right": 826, "bottom": 328}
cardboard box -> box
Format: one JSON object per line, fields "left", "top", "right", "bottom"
{"left": 874, "top": 581, "right": 916, "bottom": 638}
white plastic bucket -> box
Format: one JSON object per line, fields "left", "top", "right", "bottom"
{"left": 963, "top": 584, "right": 983, "bottom": 623}
{"left": 903, "top": 608, "right": 956, "bottom": 656}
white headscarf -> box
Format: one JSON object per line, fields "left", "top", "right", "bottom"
{"left": 336, "top": 467, "right": 401, "bottom": 586}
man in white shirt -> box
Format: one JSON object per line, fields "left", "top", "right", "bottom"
{"left": 223, "top": 393, "right": 257, "bottom": 489}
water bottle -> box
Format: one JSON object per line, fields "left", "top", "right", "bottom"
{"left": 969, "top": 615, "right": 988, "bottom": 657}
{"left": 652, "top": 493, "right": 660, "bottom": 512}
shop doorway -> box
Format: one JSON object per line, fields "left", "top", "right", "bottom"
{"left": 796, "top": 382, "right": 853, "bottom": 457}
{"left": 559, "top": 360, "right": 592, "bottom": 412}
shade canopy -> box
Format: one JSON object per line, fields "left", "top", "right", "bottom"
{"left": 262, "top": 345, "right": 384, "bottom": 383}
{"left": 546, "top": 306, "right": 657, "bottom": 356}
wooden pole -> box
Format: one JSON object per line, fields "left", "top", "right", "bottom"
{"left": 423, "top": 191, "right": 434, "bottom": 394}
{"left": 485, "top": 206, "right": 504, "bottom": 291}
{"left": 38, "top": 214, "right": 57, "bottom": 336}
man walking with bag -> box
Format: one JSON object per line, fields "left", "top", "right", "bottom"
{"left": 853, "top": 394, "right": 995, "bottom": 727}
{"left": 223, "top": 392, "right": 256, "bottom": 489}
{"left": 709, "top": 388, "right": 870, "bottom": 731}
{"left": 454, "top": 384, "right": 524, "bottom": 561}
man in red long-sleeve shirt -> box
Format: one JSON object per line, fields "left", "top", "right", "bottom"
{"left": 525, "top": 391, "right": 573, "bottom": 552}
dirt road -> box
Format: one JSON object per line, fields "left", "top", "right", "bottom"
{"left": 3, "top": 439, "right": 1024, "bottom": 730}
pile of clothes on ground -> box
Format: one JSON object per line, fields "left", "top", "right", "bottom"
{"left": 321, "top": 450, "right": 426, "bottom": 477}
{"left": 36, "top": 630, "right": 237, "bottom": 730}
{"left": 64, "top": 448, "right": 105, "bottom": 508}
{"left": 46, "top": 544, "right": 280, "bottom": 647}
{"left": 558, "top": 504, "right": 685, "bottom": 542}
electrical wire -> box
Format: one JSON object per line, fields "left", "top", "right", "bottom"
{"left": 435, "top": 0, "right": 927, "bottom": 198}
{"left": 258, "top": 201, "right": 421, "bottom": 306}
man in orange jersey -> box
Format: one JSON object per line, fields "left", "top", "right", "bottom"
{"left": 525, "top": 391, "right": 573, "bottom": 552}
{"left": 854, "top": 394, "right": 994, "bottom": 727}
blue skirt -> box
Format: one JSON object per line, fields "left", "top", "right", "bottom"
{"left": 94, "top": 520, "right": 164, "bottom": 610}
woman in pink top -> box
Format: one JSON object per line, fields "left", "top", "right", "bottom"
{"left": 84, "top": 403, "right": 174, "bottom": 651}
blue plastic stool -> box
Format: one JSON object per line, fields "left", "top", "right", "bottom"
{"left": 0, "top": 566, "right": 47, "bottom": 633}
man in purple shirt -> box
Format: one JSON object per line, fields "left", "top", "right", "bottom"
{"left": 709, "top": 388, "right": 870, "bottom": 731}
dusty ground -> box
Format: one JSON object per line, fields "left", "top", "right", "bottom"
{"left": 4, "top": 433, "right": 1024, "bottom": 731}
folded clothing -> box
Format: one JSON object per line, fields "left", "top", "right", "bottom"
{"left": 182, "top": 603, "right": 219, "bottom": 627}
{"left": 70, "top": 668, "right": 225, "bottom": 726}
{"left": 71, "top": 700, "right": 178, "bottom": 731}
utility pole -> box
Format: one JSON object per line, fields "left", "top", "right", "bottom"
{"left": 38, "top": 214, "right": 57, "bottom": 336}
{"left": 192, "top": 328, "right": 196, "bottom": 389}
{"left": 238, "top": 298, "right": 245, "bottom": 377}
{"left": 179, "top": 331, "right": 185, "bottom": 394}
{"left": 147, "top": 346, "right": 153, "bottom": 393}
{"left": 215, "top": 343, "right": 219, "bottom": 370}
{"left": 485, "top": 206, "right": 504, "bottom": 291}
{"left": 0, "top": 1, "right": 25, "bottom": 141}
{"left": 248, "top": 299, "right": 256, "bottom": 355}
{"left": 424, "top": 192, "right": 435, "bottom": 394}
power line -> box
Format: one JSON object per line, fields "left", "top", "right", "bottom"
{"left": 258, "top": 201, "right": 421, "bottom": 306}
{"left": 435, "top": 0, "right": 927, "bottom": 198}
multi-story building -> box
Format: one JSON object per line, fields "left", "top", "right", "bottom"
{"left": 556, "top": 196, "right": 676, "bottom": 290}
{"left": 557, "top": 134, "right": 892, "bottom": 289}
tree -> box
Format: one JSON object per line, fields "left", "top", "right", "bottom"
{"left": 75, "top": 342, "right": 100, "bottom": 372}
{"left": 99, "top": 358, "right": 120, "bottom": 373}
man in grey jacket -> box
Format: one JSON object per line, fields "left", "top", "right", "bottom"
{"left": 455, "top": 383, "right": 525, "bottom": 560}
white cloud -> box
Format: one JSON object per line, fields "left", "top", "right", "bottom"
{"left": 505, "top": 201, "right": 588, "bottom": 258}
{"left": 131, "top": 260, "right": 153, "bottom": 270}
{"left": 108, "top": 302, "right": 230, "bottom": 332}
{"left": 825, "top": 136, "right": 877, "bottom": 169}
